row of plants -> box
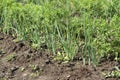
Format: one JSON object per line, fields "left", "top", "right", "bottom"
{"left": 0, "top": 0, "right": 120, "bottom": 66}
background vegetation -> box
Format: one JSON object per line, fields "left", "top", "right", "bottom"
{"left": 0, "top": 0, "right": 120, "bottom": 65}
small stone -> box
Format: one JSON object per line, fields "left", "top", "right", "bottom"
{"left": 45, "top": 59, "right": 51, "bottom": 64}
{"left": 41, "top": 64, "right": 45, "bottom": 67}
{"left": 11, "top": 66, "right": 19, "bottom": 73}
{"left": 67, "top": 75, "right": 71, "bottom": 78}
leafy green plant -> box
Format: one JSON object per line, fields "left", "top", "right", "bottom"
{"left": 105, "top": 66, "right": 120, "bottom": 78}
{"left": 0, "top": 0, "right": 120, "bottom": 65}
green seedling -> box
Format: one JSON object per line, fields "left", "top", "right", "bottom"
{"left": 0, "top": 49, "right": 5, "bottom": 55}
{"left": 54, "top": 51, "right": 70, "bottom": 63}
{"left": 104, "top": 66, "right": 120, "bottom": 78}
{"left": 21, "top": 67, "right": 25, "bottom": 72}
{"left": 13, "top": 38, "right": 22, "bottom": 43}
{"left": 0, "top": 78, "right": 7, "bottom": 80}
{"left": 115, "top": 52, "right": 120, "bottom": 63}
{"left": 105, "top": 71, "right": 120, "bottom": 78}
{"left": 31, "top": 43, "right": 39, "bottom": 49}
{"left": 29, "top": 64, "right": 42, "bottom": 77}
{"left": 4, "top": 52, "right": 16, "bottom": 61}
{"left": 29, "top": 64, "right": 39, "bottom": 72}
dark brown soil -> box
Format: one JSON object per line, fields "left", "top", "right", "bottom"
{"left": 0, "top": 32, "right": 119, "bottom": 80}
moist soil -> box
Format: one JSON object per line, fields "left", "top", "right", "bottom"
{"left": 0, "top": 32, "right": 119, "bottom": 80}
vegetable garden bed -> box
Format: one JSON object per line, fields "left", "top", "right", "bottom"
{"left": 0, "top": 0, "right": 120, "bottom": 80}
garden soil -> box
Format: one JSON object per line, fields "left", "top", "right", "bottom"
{"left": 0, "top": 32, "right": 119, "bottom": 80}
